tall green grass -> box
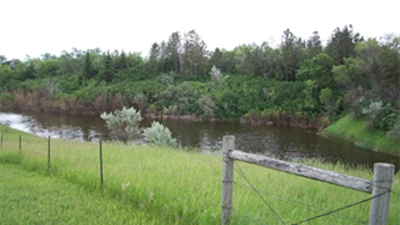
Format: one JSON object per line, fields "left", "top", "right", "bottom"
{"left": 324, "top": 115, "right": 399, "bottom": 153}
{"left": 1, "top": 124, "right": 399, "bottom": 224}
{"left": 0, "top": 164, "right": 167, "bottom": 225}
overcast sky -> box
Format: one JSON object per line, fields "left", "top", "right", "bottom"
{"left": 1, "top": 0, "right": 399, "bottom": 60}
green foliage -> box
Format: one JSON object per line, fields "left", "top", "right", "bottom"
{"left": 326, "top": 25, "right": 362, "bottom": 65}
{"left": 319, "top": 88, "right": 341, "bottom": 117}
{"left": 0, "top": 64, "right": 15, "bottom": 90}
{"left": 387, "top": 122, "right": 400, "bottom": 145}
{"left": 210, "top": 65, "right": 228, "bottom": 88}
{"left": 100, "top": 106, "right": 143, "bottom": 143}
{"left": 36, "top": 59, "right": 59, "bottom": 78}
{"left": 196, "top": 95, "right": 215, "bottom": 119}
{"left": 100, "top": 52, "right": 114, "bottom": 83}
{"left": 296, "top": 53, "right": 335, "bottom": 89}
{"left": 362, "top": 101, "right": 383, "bottom": 120}
{"left": 144, "top": 121, "right": 177, "bottom": 147}
{"left": 83, "top": 51, "right": 95, "bottom": 80}
{"left": 362, "top": 101, "right": 399, "bottom": 131}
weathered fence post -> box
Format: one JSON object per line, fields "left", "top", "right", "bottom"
{"left": 19, "top": 134, "right": 21, "bottom": 153}
{"left": 222, "top": 135, "right": 235, "bottom": 225}
{"left": 369, "top": 163, "right": 394, "bottom": 225}
{"left": 99, "top": 139, "right": 104, "bottom": 187}
{"left": 47, "top": 136, "right": 51, "bottom": 173}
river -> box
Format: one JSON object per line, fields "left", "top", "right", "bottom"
{"left": 0, "top": 111, "right": 398, "bottom": 169}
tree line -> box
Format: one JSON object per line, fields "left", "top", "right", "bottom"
{"left": 0, "top": 25, "right": 399, "bottom": 133}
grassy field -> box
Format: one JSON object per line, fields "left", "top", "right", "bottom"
{"left": 0, "top": 164, "right": 168, "bottom": 225}
{"left": 1, "top": 124, "right": 399, "bottom": 225}
{"left": 324, "top": 115, "right": 399, "bottom": 154}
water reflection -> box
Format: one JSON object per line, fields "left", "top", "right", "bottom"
{"left": 0, "top": 111, "right": 398, "bottom": 169}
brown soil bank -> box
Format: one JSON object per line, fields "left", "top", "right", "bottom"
{"left": 240, "top": 111, "right": 330, "bottom": 129}
{"left": 0, "top": 90, "right": 126, "bottom": 115}
{"left": 0, "top": 90, "right": 328, "bottom": 129}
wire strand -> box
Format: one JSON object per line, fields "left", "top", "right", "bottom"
{"left": 234, "top": 181, "right": 367, "bottom": 224}
{"left": 235, "top": 161, "right": 288, "bottom": 225}
{"left": 291, "top": 190, "right": 391, "bottom": 225}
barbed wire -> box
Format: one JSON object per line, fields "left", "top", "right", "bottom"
{"left": 291, "top": 190, "right": 391, "bottom": 225}
{"left": 235, "top": 161, "right": 288, "bottom": 225}
{"left": 233, "top": 180, "right": 368, "bottom": 224}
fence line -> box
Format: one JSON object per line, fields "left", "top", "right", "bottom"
{"left": 99, "top": 139, "right": 104, "bottom": 187}
{"left": 233, "top": 161, "right": 368, "bottom": 224}
{"left": 47, "top": 136, "right": 51, "bottom": 173}
{"left": 235, "top": 161, "right": 288, "bottom": 225}
{"left": 0, "top": 133, "right": 396, "bottom": 225}
{"left": 18, "top": 134, "right": 21, "bottom": 153}
{"left": 221, "top": 135, "right": 395, "bottom": 225}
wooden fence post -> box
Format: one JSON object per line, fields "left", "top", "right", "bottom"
{"left": 47, "top": 136, "right": 51, "bottom": 173}
{"left": 99, "top": 139, "right": 104, "bottom": 187}
{"left": 19, "top": 134, "right": 21, "bottom": 153}
{"left": 369, "top": 163, "right": 394, "bottom": 225}
{"left": 222, "top": 135, "right": 235, "bottom": 225}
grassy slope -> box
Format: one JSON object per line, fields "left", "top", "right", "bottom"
{"left": 0, "top": 164, "right": 167, "bottom": 225}
{"left": 324, "top": 115, "right": 399, "bottom": 154}
{"left": 1, "top": 124, "right": 399, "bottom": 224}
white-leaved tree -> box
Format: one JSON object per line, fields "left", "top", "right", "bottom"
{"left": 100, "top": 106, "right": 143, "bottom": 143}
{"left": 144, "top": 121, "right": 177, "bottom": 147}
{"left": 210, "top": 65, "right": 228, "bottom": 88}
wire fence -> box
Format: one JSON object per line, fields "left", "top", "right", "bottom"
{"left": 0, "top": 133, "right": 398, "bottom": 225}
{"left": 231, "top": 157, "right": 397, "bottom": 225}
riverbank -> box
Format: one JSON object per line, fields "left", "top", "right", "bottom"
{"left": 1, "top": 124, "right": 400, "bottom": 224}
{"left": 323, "top": 115, "right": 399, "bottom": 155}
{"left": 0, "top": 90, "right": 328, "bottom": 129}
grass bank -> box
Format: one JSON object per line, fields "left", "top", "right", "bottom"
{"left": 1, "top": 124, "right": 399, "bottom": 224}
{"left": 324, "top": 115, "right": 399, "bottom": 154}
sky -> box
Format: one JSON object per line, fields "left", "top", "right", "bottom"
{"left": 0, "top": 0, "right": 399, "bottom": 60}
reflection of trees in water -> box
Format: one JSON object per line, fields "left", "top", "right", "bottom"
{"left": 2, "top": 111, "right": 398, "bottom": 169}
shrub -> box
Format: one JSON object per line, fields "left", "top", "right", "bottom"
{"left": 387, "top": 122, "right": 400, "bottom": 145}
{"left": 100, "top": 106, "right": 143, "bottom": 143}
{"left": 144, "top": 121, "right": 177, "bottom": 147}
{"left": 362, "top": 101, "right": 383, "bottom": 119}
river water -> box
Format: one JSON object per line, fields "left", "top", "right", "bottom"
{"left": 0, "top": 111, "right": 398, "bottom": 169}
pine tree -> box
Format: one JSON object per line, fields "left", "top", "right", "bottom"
{"left": 83, "top": 51, "right": 94, "bottom": 79}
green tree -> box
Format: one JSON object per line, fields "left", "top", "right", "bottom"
{"left": 297, "top": 53, "right": 335, "bottom": 90}
{"left": 307, "top": 31, "right": 322, "bottom": 58}
{"left": 326, "top": 25, "right": 363, "bottom": 65}
{"left": 209, "top": 47, "right": 223, "bottom": 69}
{"left": 0, "top": 64, "right": 13, "bottom": 90}
{"left": 182, "top": 30, "right": 208, "bottom": 78}
{"left": 280, "top": 29, "right": 305, "bottom": 81}
{"left": 100, "top": 51, "right": 114, "bottom": 83}
{"left": 166, "top": 32, "right": 182, "bottom": 73}
{"left": 36, "top": 59, "right": 60, "bottom": 78}
{"left": 149, "top": 42, "right": 160, "bottom": 73}
{"left": 83, "top": 51, "right": 95, "bottom": 80}
{"left": 117, "top": 51, "right": 128, "bottom": 70}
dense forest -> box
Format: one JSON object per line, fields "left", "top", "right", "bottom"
{"left": 0, "top": 25, "right": 399, "bottom": 132}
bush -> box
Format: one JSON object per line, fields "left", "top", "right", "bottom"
{"left": 387, "top": 122, "right": 400, "bottom": 145}
{"left": 100, "top": 106, "right": 143, "bottom": 143}
{"left": 144, "top": 121, "right": 177, "bottom": 147}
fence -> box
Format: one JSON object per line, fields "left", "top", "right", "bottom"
{"left": 0, "top": 132, "right": 397, "bottom": 224}
{"left": 221, "top": 135, "right": 395, "bottom": 225}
